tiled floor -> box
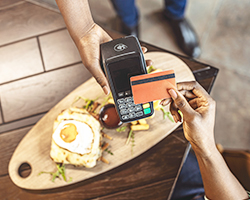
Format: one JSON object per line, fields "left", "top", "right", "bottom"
{"left": 0, "top": 0, "right": 249, "bottom": 150}
{"left": 39, "top": 29, "right": 82, "bottom": 70}
{"left": 0, "top": 38, "right": 44, "bottom": 84}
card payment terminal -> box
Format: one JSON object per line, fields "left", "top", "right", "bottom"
{"left": 100, "top": 36, "right": 154, "bottom": 123}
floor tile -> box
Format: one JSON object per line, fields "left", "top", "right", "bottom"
{"left": 39, "top": 29, "right": 81, "bottom": 70}
{"left": 89, "top": 0, "right": 116, "bottom": 24}
{"left": 0, "top": 2, "right": 65, "bottom": 46}
{"left": 26, "top": 0, "right": 59, "bottom": 12}
{"left": 138, "top": 3, "right": 181, "bottom": 55}
{"left": 137, "top": 0, "right": 183, "bottom": 55}
{"left": 0, "top": 38, "right": 44, "bottom": 84}
{"left": 0, "top": 0, "right": 22, "bottom": 8}
{"left": 0, "top": 64, "right": 91, "bottom": 122}
{"left": 211, "top": 68, "right": 250, "bottom": 150}
{"left": 200, "top": 0, "right": 250, "bottom": 77}
{"left": 186, "top": 0, "right": 222, "bottom": 43}
{"left": 0, "top": 109, "right": 2, "bottom": 124}
{"left": 0, "top": 114, "right": 43, "bottom": 133}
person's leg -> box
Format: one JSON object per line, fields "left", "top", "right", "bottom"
{"left": 164, "top": 0, "right": 201, "bottom": 58}
{"left": 171, "top": 149, "right": 205, "bottom": 200}
{"left": 110, "top": 0, "right": 139, "bottom": 37}
{"left": 164, "top": 0, "right": 187, "bottom": 19}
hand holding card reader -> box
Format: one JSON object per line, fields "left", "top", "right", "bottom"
{"left": 100, "top": 36, "right": 154, "bottom": 123}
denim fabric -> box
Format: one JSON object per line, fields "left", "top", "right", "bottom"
{"left": 110, "top": 0, "right": 187, "bottom": 27}
{"left": 110, "top": 0, "right": 139, "bottom": 27}
{"left": 164, "top": 0, "right": 187, "bottom": 20}
{"left": 171, "top": 149, "right": 205, "bottom": 200}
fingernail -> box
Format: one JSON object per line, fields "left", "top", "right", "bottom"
{"left": 168, "top": 89, "right": 177, "bottom": 100}
{"left": 160, "top": 100, "right": 166, "bottom": 106}
{"left": 103, "top": 86, "right": 110, "bottom": 95}
{"left": 173, "top": 115, "right": 178, "bottom": 123}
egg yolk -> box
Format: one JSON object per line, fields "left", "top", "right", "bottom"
{"left": 60, "top": 123, "right": 78, "bottom": 143}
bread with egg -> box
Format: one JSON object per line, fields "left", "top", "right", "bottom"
{"left": 50, "top": 107, "right": 102, "bottom": 168}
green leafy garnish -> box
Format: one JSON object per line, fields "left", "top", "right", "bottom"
{"left": 126, "top": 130, "right": 133, "bottom": 145}
{"left": 160, "top": 107, "right": 174, "bottom": 122}
{"left": 147, "top": 65, "right": 156, "bottom": 73}
{"left": 131, "top": 131, "right": 135, "bottom": 155}
{"left": 100, "top": 93, "right": 112, "bottom": 107}
{"left": 38, "top": 164, "right": 72, "bottom": 182}
{"left": 160, "top": 107, "right": 167, "bottom": 119}
{"left": 71, "top": 96, "right": 84, "bottom": 106}
{"left": 116, "top": 126, "right": 127, "bottom": 132}
{"left": 166, "top": 111, "right": 175, "bottom": 123}
{"left": 83, "top": 99, "right": 94, "bottom": 110}
{"left": 178, "top": 110, "right": 183, "bottom": 119}
{"left": 105, "top": 148, "right": 114, "bottom": 155}
{"left": 71, "top": 95, "right": 100, "bottom": 111}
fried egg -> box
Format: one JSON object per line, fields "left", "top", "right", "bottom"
{"left": 50, "top": 107, "right": 102, "bottom": 168}
{"left": 52, "top": 120, "right": 94, "bottom": 155}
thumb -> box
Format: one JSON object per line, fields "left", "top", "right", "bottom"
{"left": 93, "top": 68, "right": 110, "bottom": 95}
{"left": 168, "top": 89, "right": 195, "bottom": 118}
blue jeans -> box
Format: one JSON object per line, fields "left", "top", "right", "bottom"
{"left": 111, "top": 0, "right": 187, "bottom": 28}
{"left": 171, "top": 148, "right": 205, "bottom": 200}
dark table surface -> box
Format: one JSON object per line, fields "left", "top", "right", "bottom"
{"left": 0, "top": 29, "right": 218, "bottom": 200}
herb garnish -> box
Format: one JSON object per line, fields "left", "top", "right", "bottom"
{"left": 131, "top": 131, "right": 135, "bottom": 155}
{"left": 126, "top": 130, "right": 133, "bottom": 145}
{"left": 147, "top": 65, "right": 156, "bottom": 73}
{"left": 83, "top": 98, "right": 94, "bottom": 110}
{"left": 100, "top": 93, "right": 112, "bottom": 107}
{"left": 105, "top": 148, "right": 114, "bottom": 155}
{"left": 160, "top": 107, "right": 174, "bottom": 122}
{"left": 178, "top": 110, "right": 183, "bottom": 119}
{"left": 125, "top": 130, "right": 135, "bottom": 155}
{"left": 38, "top": 163, "right": 72, "bottom": 182}
{"left": 116, "top": 126, "right": 127, "bottom": 132}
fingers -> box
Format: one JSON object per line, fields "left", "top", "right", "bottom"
{"left": 141, "top": 46, "right": 147, "bottom": 53}
{"left": 177, "top": 81, "right": 210, "bottom": 99}
{"left": 179, "top": 89, "right": 196, "bottom": 99}
{"left": 83, "top": 53, "right": 110, "bottom": 95}
{"left": 170, "top": 101, "right": 182, "bottom": 122}
{"left": 146, "top": 59, "right": 153, "bottom": 67}
{"left": 89, "top": 64, "right": 110, "bottom": 95}
{"left": 160, "top": 98, "right": 172, "bottom": 106}
{"left": 168, "top": 89, "right": 196, "bottom": 120}
{"left": 141, "top": 46, "right": 153, "bottom": 67}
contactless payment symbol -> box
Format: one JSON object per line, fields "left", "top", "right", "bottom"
{"left": 114, "top": 43, "right": 128, "bottom": 52}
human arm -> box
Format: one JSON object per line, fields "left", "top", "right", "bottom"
{"left": 55, "top": 0, "right": 112, "bottom": 94}
{"left": 163, "top": 81, "right": 248, "bottom": 200}
{"left": 55, "top": 0, "right": 152, "bottom": 95}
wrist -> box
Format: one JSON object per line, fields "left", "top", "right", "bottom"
{"left": 190, "top": 140, "right": 218, "bottom": 159}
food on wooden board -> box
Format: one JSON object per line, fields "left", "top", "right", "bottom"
{"left": 50, "top": 107, "right": 102, "bottom": 168}
{"left": 130, "top": 124, "right": 149, "bottom": 131}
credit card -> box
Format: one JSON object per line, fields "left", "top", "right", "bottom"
{"left": 130, "top": 69, "right": 176, "bottom": 104}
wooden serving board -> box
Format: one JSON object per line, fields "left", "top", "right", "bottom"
{"left": 8, "top": 52, "right": 195, "bottom": 190}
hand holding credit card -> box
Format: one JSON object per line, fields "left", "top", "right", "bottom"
{"left": 130, "top": 69, "right": 176, "bottom": 104}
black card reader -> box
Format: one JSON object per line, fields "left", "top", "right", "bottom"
{"left": 100, "top": 35, "right": 154, "bottom": 123}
